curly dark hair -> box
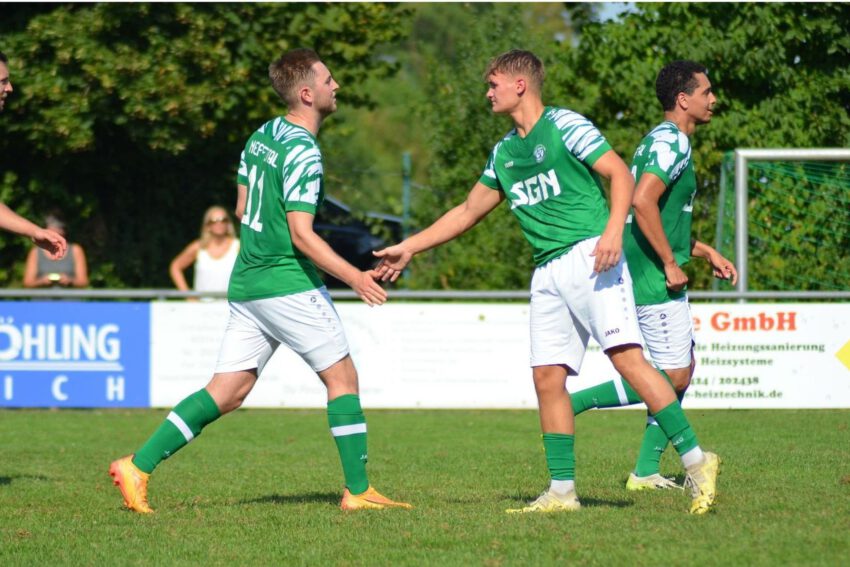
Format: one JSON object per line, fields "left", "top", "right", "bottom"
{"left": 656, "top": 60, "right": 708, "bottom": 111}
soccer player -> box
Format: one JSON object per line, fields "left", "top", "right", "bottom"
{"left": 109, "top": 48, "right": 411, "bottom": 513}
{"left": 0, "top": 52, "right": 67, "bottom": 259}
{"left": 570, "top": 61, "right": 736, "bottom": 492}
{"left": 374, "top": 50, "right": 719, "bottom": 514}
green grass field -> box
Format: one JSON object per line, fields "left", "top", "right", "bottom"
{"left": 1, "top": 408, "right": 848, "bottom": 566}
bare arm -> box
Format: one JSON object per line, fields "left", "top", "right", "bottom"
{"left": 287, "top": 211, "right": 388, "bottom": 306}
{"left": 235, "top": 184, "right": 247, "bottom": 222}
{"left": 22, "top": 248, "right": 42, "bottom": 288}
{"left": 631, "top": 172, "right": 688, "bottom": 291}
{"left": 691, "top": 239, "right": 738, "bottom": 285}
{"left": 0, "top": 203, "right": 44, "bottom": 238}
{"left": 71, "top": 244, "right": 89, "bottom": 288}
{"left": 169, "top": 240, "right": 201, "bottom": 291}
{"left": 0, "top": 203, "right": 67, "bottom": 259}
{"left": 589, "top": 150, "right": 634, "bottom": 273}
{"left": 373, "top": 182, "right": 504, "bottom": 282}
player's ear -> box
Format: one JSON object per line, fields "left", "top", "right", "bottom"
{"left": 299, "top": 85, "right": 313, "bottom": 105}
{"left": 515, "top": 77, "right": 527, "bottom": 96}
{"left": 677, "top": 90, "right": 689, "bottom": 111}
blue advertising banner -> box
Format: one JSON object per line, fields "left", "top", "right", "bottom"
{"left": 0, "top": 302, "right": 150, "bottom": 407}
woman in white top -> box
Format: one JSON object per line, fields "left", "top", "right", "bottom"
{"left": 169, "top": 206, "right": 240, "bottom": 295}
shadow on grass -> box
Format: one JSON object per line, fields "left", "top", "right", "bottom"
{"left": 0, "top": 474, "right": 51, "bottom": 486}
{"left": 574, "top": 497, "right": 632, "bottom": 509}
{"left": 444, "top": 495, "right": 488, "bottom": 504}
{"left": 236, "top": 491, "right": 339, "bottom": 506}
{"left": 507, "top": 493, "right": 633, "bottom": 509}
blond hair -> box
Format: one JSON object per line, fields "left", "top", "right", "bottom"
{"left": 199, "top": 206, "right": 235, "bottom": 248}
{"left": 484, "top": 49, "right": 545, "bottom": 93}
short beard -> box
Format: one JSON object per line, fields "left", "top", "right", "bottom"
{"left": 318, "top": 101, "right": 337, "bottom": 118}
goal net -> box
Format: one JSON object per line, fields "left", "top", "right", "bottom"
{"left": 715, "top": 149, "right": 850, "bottom": 292}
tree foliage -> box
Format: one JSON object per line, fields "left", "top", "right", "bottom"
{"left": 0, "top": 3, "right": 410, "bottom": 287}
{"left": 1, "top": 3, "right": 846, "bottom": 292}
{"left": 411, "top": 2, "right": 849, "bottom": 290}
{"left": 730, "top": 161, "right": 850, "bottom": 291}
{"left": 547, "top": 2, "right": 850, "bottom": 290}
{"left": 403, "top": 3, "right": 567, "bottom": 289}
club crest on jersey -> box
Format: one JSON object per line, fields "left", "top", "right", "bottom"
{"left": 534, "top": 144, "right": 546, "bottom": 163}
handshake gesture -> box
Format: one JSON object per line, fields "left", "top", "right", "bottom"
{"left": 352, "top": 242, "right": 412, "bottom": 307}
{"left": 371, "top": 243, "right": 413, "bottom": 283}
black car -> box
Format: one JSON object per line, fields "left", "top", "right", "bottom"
{"left": 313, "top": 196, "right": 403, "bottom": 288}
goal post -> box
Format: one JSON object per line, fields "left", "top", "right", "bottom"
{"left": 727, "top": 148, "right": 850, "bottom": 295}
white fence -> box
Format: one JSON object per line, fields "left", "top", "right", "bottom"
{"left": 1, "top": 295, "right": 848, "bottom": 409}
{"left": 151, "top": 301, "right": 850, "bottom": 409}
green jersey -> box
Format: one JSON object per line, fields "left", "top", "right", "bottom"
{"left": 228, "top": 117, "right": 325, "bottom": 301}
{"left": 624, "top": 121, "right": 697, "bottom": 305}
{"left": 478, "top": 107, "right": 612, "bottom": 266}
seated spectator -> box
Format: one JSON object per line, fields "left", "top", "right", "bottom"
{"left": 23, "top": 212, "right": 88, "bottom": 288}
{"left": 169, "top": 206, "right": 240, "bottom": 294}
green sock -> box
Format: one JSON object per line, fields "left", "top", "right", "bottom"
{"left": 651, "top": 400, "right": 700, "bottom": 458}
{"left": 542, "top": 433, "right": 575, "bottom": 481}
{"left": 328, "top": 394, "right": 369, "bottom": 495}
{"left": 571, "top": 376, "right": 643, "bottom": 415}
{"left": 633, "top": 417, "right": 669, "bottom": 476}
{"left": 632, "top": 370, "right": 686, "bottom": 476}
{"left": 132, "top": 389, "right": 221, "bottom": 474}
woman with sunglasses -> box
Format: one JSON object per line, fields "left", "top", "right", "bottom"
{"left": 169, "top": 205, "right": 240, "bottom": 296}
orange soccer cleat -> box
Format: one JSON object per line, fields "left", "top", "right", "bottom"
{"left": 109, "top": 455, "right": 153, "bottom": 514}
{"left": 340, "top": 485, "right": 413, "bottom": 511}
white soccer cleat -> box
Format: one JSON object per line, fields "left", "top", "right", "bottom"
{"left": 626, "top": 472, "right": 684, "bottom": 491}
{"left": 685, "top": 451, "right": 721, "bottom": 514}
{"left": 506, "top": 489, "right": 581, "bottom": 513}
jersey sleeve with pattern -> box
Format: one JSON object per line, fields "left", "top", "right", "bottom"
{"left": 477, "top": 107, "right": 612, "bottom": 266}
{"left": 624, "top": 121, "right": 697, "bottom": 305}
{"left": 228, "top": 117, "right": 325, "bottom": 301}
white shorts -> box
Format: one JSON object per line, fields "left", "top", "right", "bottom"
{"left": 214, "top": 287, "right": 350, "bottom": 375}
{"left": 636, "top": 296, "right": 695, "bottom": 370}
{"left": 530, "top": 236, "right": 644, "bottom": 374}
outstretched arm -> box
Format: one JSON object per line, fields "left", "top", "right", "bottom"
{"left": 631, "top": 172, "right": 689, "bottom": 291}
{"left": 373, "top": 182, "right": 504, "bottom": 282}
{"left": 691, "top": 239, "right": 737, "bottom": 285}
{"left": 0, "top": 203, "right": 67, "bottom": 260}
{"left": 590, "top": 150, "right": 634, "bottom": 273}
{"left": 288, "top": 211, "right": 388, "bottom": 306}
